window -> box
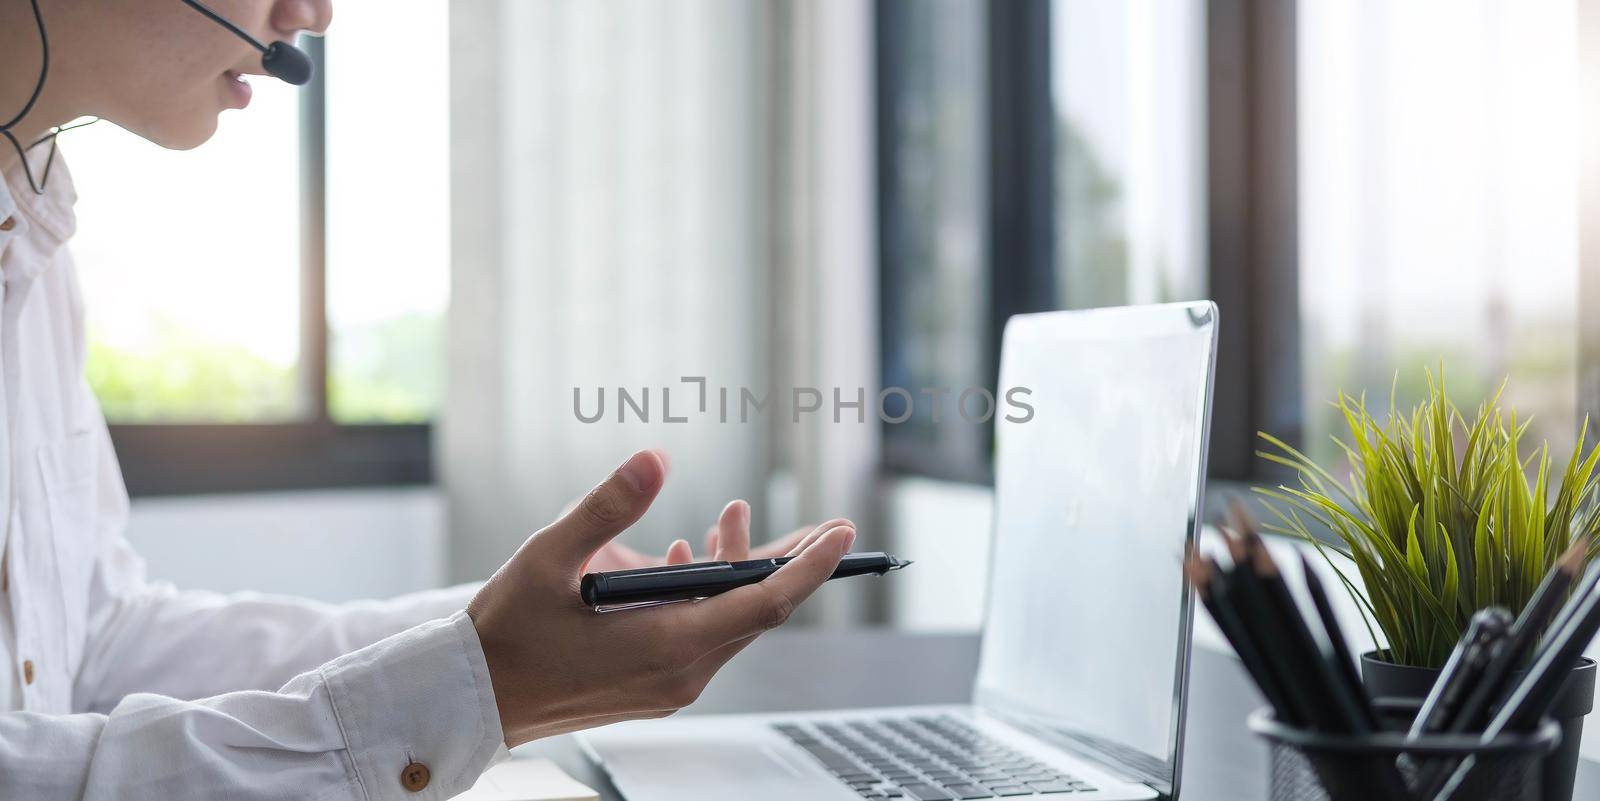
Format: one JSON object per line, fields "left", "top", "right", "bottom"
{"left": 326, "top": 1, "right": 450, "bottom": 424}
{"left": 877, "top": 0, "right": 1590, "bottom": 491}
{"left": 1051, "top": 0, "right": 1206, "bottom": 312}
{"left": 73, "top": 73, "right": 302, "bottom": 422}
{"left": 66, "top": 4, "right": 448, "bottom": 495}
{"left": 1298, "top": 0, "right": 1579, "bottom": 467}
{"left": 877, "top": 0, "right": 1208, "bottom": 481}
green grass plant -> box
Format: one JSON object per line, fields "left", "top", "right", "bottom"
{"left": 1256, "top": 370, "right": 1600, "bottom": 668}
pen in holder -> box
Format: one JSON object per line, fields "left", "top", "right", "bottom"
{"left": 1249, "top": 700, "right": 1561, "bottom": 801}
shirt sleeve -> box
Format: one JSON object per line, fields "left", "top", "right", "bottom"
{"left": 73, "top": 575, "right": 483, "bottom": 710}
{"left": 72, "top": 403, "right": 483, "bottom": 709}
{"left": 0, "top": 611, "right": 505, "bottom": 800}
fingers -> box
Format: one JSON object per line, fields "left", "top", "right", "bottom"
{"left": 751, "top": 525, "right": 814, "bottom": 559}
{"left": 688, "top": 524, "right": 855, "bottom": 649}
{"left": 665, "top": 539, "right": 694, "bottom": 565}
{"left": 540, "top": 450, "right": 667, "bottom": 573}
{"left": 785, "top": 518, "right": 855, "bottom": 557}
{"left": 712, "top": 500, "right": 751, "bottom": 561}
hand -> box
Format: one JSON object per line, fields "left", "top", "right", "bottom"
{"left": 467, "top": 449, "right": 855, "bottom": 747}
{"left": 583, "top": 500, "right": 816, "bottom": 572}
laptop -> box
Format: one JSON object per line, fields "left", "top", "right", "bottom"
{"left": 580, "top": 301, "right": 1219, "bottom": 801}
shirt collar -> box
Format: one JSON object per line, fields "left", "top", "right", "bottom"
{"left": 1, "top": 140, "right": 79, "bottom": 246}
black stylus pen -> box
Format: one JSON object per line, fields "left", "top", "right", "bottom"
{"left": 581, "top": 552, "right": 913, "bottom": 609}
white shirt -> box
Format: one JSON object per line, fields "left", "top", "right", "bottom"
{"left": 0, "top": 150, "right": 504, "bottom": 799}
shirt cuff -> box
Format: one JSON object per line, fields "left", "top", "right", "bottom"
{"left": 320, "top": 611, "right": 505, "bottom": 800}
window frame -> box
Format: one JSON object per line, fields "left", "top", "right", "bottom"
{"left": 105, "top": 38, "right": 434, "bottom": 497}
{"left": 1203, "top": 0, "right": 1301, "bottom": 487}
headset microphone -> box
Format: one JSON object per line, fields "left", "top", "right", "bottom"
{"left": 258, "top": 41, "right": 314, "bottom": 86}
{"left": 179, "top": 0, "right": 314, "bottom": 86}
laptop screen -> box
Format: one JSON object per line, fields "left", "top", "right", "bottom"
{"left": 974, "top": 302, "right": 1216, "bottom": 796}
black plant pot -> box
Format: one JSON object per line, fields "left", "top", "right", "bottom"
{"left": 1361, "top": 651, "right": 1596, "bottom": 801}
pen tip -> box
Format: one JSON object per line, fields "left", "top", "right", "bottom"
{"left": 896, "top": 559, "right": 914, "bottom": 569}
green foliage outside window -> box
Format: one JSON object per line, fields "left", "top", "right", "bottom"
{"left": 86, "top": 312, "right": 440, "bottom": 424}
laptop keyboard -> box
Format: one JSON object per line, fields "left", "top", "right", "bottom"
{"left": 773, "top": 715, "right": 1098, "bottom": 799}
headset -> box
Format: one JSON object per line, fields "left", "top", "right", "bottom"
{"left": 1, "top": 0, "right": 312, "bottom": 195}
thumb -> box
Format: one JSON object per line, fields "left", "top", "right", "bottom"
{"left": 541, "top": 449, "right": 667, "bottom": 572}
{"left": 688, "top": 524, "right": 855, "bottom": 648}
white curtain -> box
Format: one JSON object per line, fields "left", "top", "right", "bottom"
{"left": 765, "top": 0, "right": 882, "bottom": 623}
{"left": 444, "top": 0, "right": 878, "bottom": 607}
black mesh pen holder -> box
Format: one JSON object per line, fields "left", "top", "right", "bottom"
{"left": 1248, "top": 702, "right": 1561, "bottom": 801}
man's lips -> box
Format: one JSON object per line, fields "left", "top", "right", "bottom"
{"left": 222, "top": 70, "right": 253, "bottom": 109}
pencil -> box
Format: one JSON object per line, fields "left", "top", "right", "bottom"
{"left": 1448, "top": 540, "right": 1588, "bottom": 734}
{"left": 1408, "top": 607, "right": 1513, "bottom": 795}
{"left": 1228, "top": 499, "right": 1370, "bottom": 733}
{"left": 1248, "top": 533, "right": 1373, "bottom": 734}
{"left": 1227, "top": 502, "right": 1408, "bottom": 800}
{"left": 1189, "top": 553, "right": 1300, "bottom": 724}
{"left": 1430, "top": 560, "right": 1600, "bottom": 801}
{"left": 1300, "top": 553, "right": 1380, "bottom": 730}
{"left": 1514, "top": 539, "right": 1588, "bottom": 647}
{"left": 1494, "top": 558, "right": 1600, "bottom": 733}
{"left": 1410, "top": 607, "right": 1510, "bottom": 737}
{"left": 1218, "top": 524, "right": 1322, "bottom": 727}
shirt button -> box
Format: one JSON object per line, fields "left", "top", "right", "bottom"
{"left": 22, "top": 660, "right": 34, "bottom": 685}
{"left": 400, "top": 762, "right": 431, "bottom": 792}
{"left": 0, "top": 217, "right": 14, "bottom": 232}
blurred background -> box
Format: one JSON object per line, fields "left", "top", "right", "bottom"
{"left": 60, "top": 0, "right": 1597, "bottom": 631}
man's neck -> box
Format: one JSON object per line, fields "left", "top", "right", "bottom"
{"left": 0, "top": 3, "right": 73, "bottom": 179}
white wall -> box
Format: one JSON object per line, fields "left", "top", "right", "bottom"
{"left": 124, "top": 487, "right": 448, "bottom": 603}
{"left": 887, "top": 477, "right": 993, "bottom": 631}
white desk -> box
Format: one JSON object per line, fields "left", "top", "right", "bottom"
{"left": 515, "top": 628, "right": 1600, "bottom": 800}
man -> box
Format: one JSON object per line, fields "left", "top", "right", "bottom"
{"left": 0, "top": 1, "right": 854, "bottom": 798}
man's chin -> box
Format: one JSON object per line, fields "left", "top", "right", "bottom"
{"left": 116, "top": 111, "right": 221, "bottom": 152}
{"left": 159, "top": 118, "right": 222, "bottom": 152}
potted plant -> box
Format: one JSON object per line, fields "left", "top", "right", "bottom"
{"left": 1257, "top": 371, "right": 1598, "bottom": 801}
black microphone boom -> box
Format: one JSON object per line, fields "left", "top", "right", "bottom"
{"left": 179, "top": 0, "right": 314, "bottom": 86}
